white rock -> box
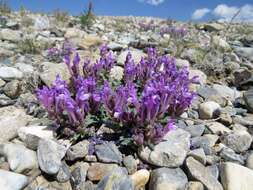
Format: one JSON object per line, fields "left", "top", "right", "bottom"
{"left": 220, "top": 162, "right": 253, "bottom": 190}
{"left": 189, "top": 69, "right": 207, "bottom": 85}
{"left": 0, "top": 169, "right": 28, "bottom": 190}
{"left": 199, "top": 101, "right": 221, "bottom": 119}
{"left": 212, "top": 36, "right": 230, "bottom": 51}
{"left": 0, "top": 106, "right": 32, "bottom": 143}
{"left": 15, "top": 63, "right": 34, "bottom": 74}
{"left": 206, "top": 122, "right": 231, "bottom": 134}
{"left": 18, "top": 126, "right": 55, "bottom": 150}
{"left": 0, "top": 67, "right": 23, "bottom": 81}
{"left": 0, "top": 143, "right": 38, "bottom": 174}
{"left": 0, "top": 29, "right": 22, "bottom": 42}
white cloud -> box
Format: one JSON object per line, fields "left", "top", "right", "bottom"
{"left": 191, "top": 8, "right": 210, "bottom": 20}
{"left": 213, "top": 4, "right": 253, "bottom": 22}
{"left": 139, "top": 0, "right": 165, "bottom": 6}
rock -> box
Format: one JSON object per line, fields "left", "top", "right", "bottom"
{"left": 18, "top": 126, "right": 54, "bottom": 150}
{"left": 34, "top": 16, "right": 50, "bottom": 30}
{"left": 15, "top": 62, "right": 34, "bottom": 74}
{"left": 3, "top": 80, "right": 20, "bottom": 99}
{"left": 186, "top": 157, "right": 223, "bottom": 190}
{"left": 0, "top": 94, "right": 14, "bottom": 106}
{"left": 207, "top": 165, "right": 219, "bottom": 180}
{"left": 0, "top": 78, "right": 6, "bottom": 87}
{"left": 87, "top": 163, "right": 119, "bottom": 181}
{"left": 0, "top": 29, "right": 22, "bottom": 42}
{"left": 107, "top": 42, "right": 124, "bottom": 51}
{"left": 117, "top": 49, "right": 146, "bottom": 65}
{"left": 176, "top": 58, "right": 190, "bottom": 68}
{"left": 204, "top": 23, "right": 225, "bottom": 32}
{"left": 221, "top": 130, "right": 252, "bottom": 153}
{"left": 56, "top": 162, "right": 71, "bottom": 183}
{"left": 212, "top": 36, "right": 230, "bottom": 51}
{"left": 206, "top": 122, "right": 231, "bottom": 134}
{"left": 37, "top": 139, "right": 67, "bottom": 175}
{"left": 149, "top": 167, "right": 188, "bottom": 190}
{"left": 246, "top": 153, "right": 253, "bottom": 170}
{"left": 234, "top": 47, "right": 253, "bottom": 61}
{"left": 220, "top": 162, "right": 253, "bottom": 190}
{"left": 139, "top": 128, "right": 190, "bottom": 167}
{"left": 78, "top": 35, "right": 103, "bottom": 49}
{"left": 0, "top": 106, "right": 31, "bottom": 143}
{"left": 123, "top": 155, "right": 137, "bottom": 175}
{"left": 66, "top": 140, "right": 89, "bottom": 161}
{"left": 220, "top": 147, "right": 245, "bottom": 165}
{"left": 95, "top": 142, "right": 122, "bottom": 164}
{"left": 97, "top": 167, "right": 134, "bottom": 190}
{"left": 27, "top": 175, "right": 72, "bottom": 190}
{"left": 0, "top": 169, "right": 28, "bottom": 190}
{"left": 199, "top": 101, "right": 221, "bottom": 119}
{"left": 191, "top": 135, "right": 219, "bottom": 155}
{"left": 0, "top": 143, "right": 38, "bottom": 174}
{"left": 189, "top": 69, "right": 207, "bottom": 85}
{"left": 130, "top": 169, "right": 150, "bottom": 190}
{"left": 39, "top": 62, "right": 71, "bottom": 86}
{"left": 70, "top": 162, "right": 89, "bottom": 190}
{"left": 110, "top": 66, "right": 124, "bottom": 81}
{"left": 64, "top": 28, "right": 85, "bottom": 39}
{"left": 79, "top": 181, "right": 97, "bottom": 190}
{"left": 243, "top": 89, "right": 253, "bottom": 113}
{"left": 188, "top": 148, "right": 206, "bottom": 165}
{"left": 233, "top": 68, "right": 253, "bottom": 89}
{"left": 213, "top": 84, "right": 240, "bottom": 102}
{"left": 185, "top": 124, "right": 205, "bottom": 137}
{"left": 186, "top": 181, "right": 204, "bottom": 190}
{"left": 0, "top": 67, "right": 23, "bottom": 81}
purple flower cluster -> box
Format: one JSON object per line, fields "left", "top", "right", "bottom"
{"left": 138, "top": 20, "right": 157, "bottom": 31}
{"left": 160, "top": 26, "right": 187, "bottom": 38}
{"left": 47, "top": 40, "right": 73, "bottom": 63}
{"left": 37, "top": 44, "right": 197, "bottom": 146}
{"left": 101, "top": 48, "right": 197, "bottom": 145}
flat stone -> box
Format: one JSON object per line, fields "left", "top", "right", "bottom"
{"left": 0, "top": 67, "right": 23, "bottom": 81}
{"left": 149, "top": 167, "right": 188, "bottom": 190}
{"left": 95, "top": 142, "right": 122, "bottom": 164}
{"left": 212, "top": 84, "right": 241, "bottom": 102}
{"left": 0, "top": 106, "right": 32, "bottom": 143}
{"left": 0, "top": 169, "right": 28, "bottom": 190}
{"left": 87, "top": 163, "right": 119, "bottom": 181}
{"left": 188, "top": 148, "right": 206, "bottom": 165}
{"left": 206, "top": 122, "right": 231, "bottom": 135}
{"left": 0, "top": 29, "right": 22, "bottom": 42}
{"left": 56, "top": 162, "right": 71, "bottom": 183}
{"left": 186, "top": 157, "right": 223, "bottom": 190}
{"left": 186, "top": 181, "right": 204, "bottom": 190}
{"left": 234, "top": 47, "right": 253, "bottom": 61}
{"left": 204, "top": 23, "right": 225, "bottom": 32}
{"left": 70, "top": 162, "right": 89, "bottom": 190}
{"left": 66, "top": 140, "right": 89, "bottom": 161}
{"left": 130, "top": 169, "right": 150, "bottom": 190}
{"left": 97, "top": 167, "right": 134, "bottom": 190}
{"left": 138, "top": 129, "right": 190, "bottom": 167}
{"left": 123, "top": 155, "right": 137, "bottom": 175}
{"left": 220, "top": 162, "right": 253, "bottom": 190}
{"left": 220, "top": 147, "right": 245, "bottom": 165}
{"left": 0, "top": 143, "right": 38, "bottom": 174}
{"left": 221, "top": 130, "right": 252, "bottom": 153}
{"left": 37, "top": 139, "right": 67, "bottom": 175}
{"left": 18, "top": 126, "right": 54, "bottom": 150}
{"left": 185, "top": 124, "right": 205, "bottom": 137}
{"left": 243, "top": 89, "right": 253, "bottom": 113}
{"left": 191, "top": 135, "right": 219, "bottom": 155}
{"left": 39, "top": 62, "right": 71, "bottom": 86}
{"left": 246, "top": 152, "right": 253, "bottom": 170}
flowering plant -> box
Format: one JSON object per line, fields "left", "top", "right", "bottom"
{"left": 37, "top": 45, "right": 197, "bottom": 146}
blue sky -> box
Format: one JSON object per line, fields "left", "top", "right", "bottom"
{"left": 7, "top": 0, "right": 253, "bottom": 21}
